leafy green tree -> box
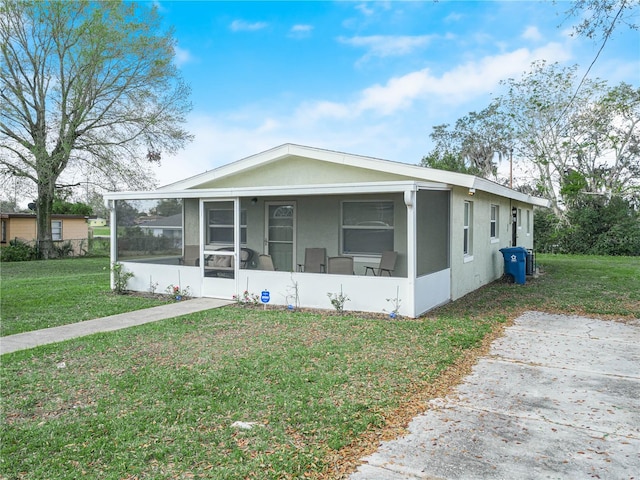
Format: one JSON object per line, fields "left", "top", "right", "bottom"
{"left": 0, "top": 1, "right": 192, "bottom": 258}
{"left": 570, "top": 82, "right": 640, "bottom": 201}
{"left": 51, "top": 199, "right": 93, "bottom": 216}
{"left": 152, "top": 198, "right": 182, "bottom": 217}
{"left": 563, "top": 0, "right": 640, "bottom": 41}
{"left": 559, "top": 195, "right": 640, "bottom": 256}
{"left": 497, "top": 61, "right": 611, "bottom": 216}
{"left": 424, "top": 104, "right": 510, "bottom": 179}
{"left": 420, "top": 151, "right": 482, "bottom": 176}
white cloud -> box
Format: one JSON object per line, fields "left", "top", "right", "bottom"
{"left": 355, "top": 2, "right": 375, "bottom": 17}
{"left": 444, "top": 12, "right": 463, "bottom": 23}
{"left": 522, "top": 26, "right": 543, "bottom": 42}
{"left": 173, "top": 46, "right": 194, "bottom": 67}
{"left": 289, "top": 24, "right": 314, "bottom": 38}
{"left": 154, "top": 42, "right": 575, "bottom": 185}
{"left": 339, "top": 35, "right": 435, "bottom": 60}
{"left": 230, "top": 20, "right": 268, "bottom": 32}
{"left": 351, "top": 42, "right": 572, "bottom": 115}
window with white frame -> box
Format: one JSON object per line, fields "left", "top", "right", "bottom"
{"left": 51, "top": 220, "right": 62, "bottom": 241}
{"left": 1, "top": 219, "right": 6, "bottom": 243}
{"left": 490, "top": 204, "right": 499, "bottom": 240}
{"left": 464, "top": 201, "right": 473, "bottom": 255}
{"left": 342, "top": 200, "right": 394, "bottom": 255}
{"left": 207, "top": 208, "right": 247, "bottom": 245}
{"left": 526, "top": 209, "right": 531, "bottom": 235}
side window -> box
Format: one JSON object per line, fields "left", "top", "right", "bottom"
{"left": 526, "top": 210, "right": 531, "bottom": 235}
{"left": 490, "top": 204, "right": 499, "bottom": 241}
{"left": 464, "top": 201, "right": 473, "bottom": 256}
{"left": 51, "top": 220, "right": 62, "bottom": 241}
{"left": 517, "top": 208, "right": 522, "bottom": 229}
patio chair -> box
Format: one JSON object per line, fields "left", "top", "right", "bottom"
{"left": 364, "top": 251, "right": 397, "bottom": 276}
{"left": 297, "top": 247, "right": 326, "bottom": 273}
{"left": 327, "top": 256, "right": 354, "bottom": 275}
{"left": 257, "top": 254, "right": 275, "bottom": 271}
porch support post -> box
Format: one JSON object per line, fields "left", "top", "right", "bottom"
{"left": 404, "top": 189, "right": 417, "bottom": 317}
{"left": 234, "top": 197, "right": 241, "bottom": 296}
{"left": 199, "top": 200, "right": 204, "bottom": 273}
{"left": 109, "top": 200, "right": 117, "bottom": 290}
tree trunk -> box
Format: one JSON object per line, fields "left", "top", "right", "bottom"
{"left": 36, "top": 181, "right": 55, "bottom": 259}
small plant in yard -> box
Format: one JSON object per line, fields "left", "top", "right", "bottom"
{"left": 233, "top": 290, "right": 260, "bottom": 306}
{"left": 384, "top": 286, "right": 402, "bottom": 318}
{"left": 166, "top": 284, "right": 191, "bottom": 301}
{"left": 327, "top": 285, "right": 349, "bottom": 313}
{"left": 285, "top": 274, "right": 300, "bottom": 310}
{"left": 111, "top": 262, "right": 134, "bottom": 294}
{"left": 148, "top": 277, "right": 159, "bottom": 294}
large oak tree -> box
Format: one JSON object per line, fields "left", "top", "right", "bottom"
{"left": 0, "top": 1, "right": 192, "bottom": 257}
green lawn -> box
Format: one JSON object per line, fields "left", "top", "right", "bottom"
{"left": 1, "top": 254, "right": 638, "bottom": 479}
{"left": 0, "top": 257, "right": 168, "bottom": 336}
{"left": 90, "top": 226, "right": 110, "bottom": 236}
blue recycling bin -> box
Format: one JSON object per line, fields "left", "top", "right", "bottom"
{"left": 499, "top": 247, "right": 527, "bottom": 284}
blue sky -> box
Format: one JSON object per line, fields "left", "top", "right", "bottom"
{"left": 152, "top": 0, "right": 640, "bottom": 187}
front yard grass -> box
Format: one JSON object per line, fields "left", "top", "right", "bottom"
{"left": 0, "top": 257, "right": 168, "bottom": 336}
{"left": 1, "top": 254, "right": 638, "bottom": 479}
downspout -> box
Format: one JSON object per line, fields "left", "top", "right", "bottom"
{"left": 404, "top": 188, "right": 417, "bottom": 318}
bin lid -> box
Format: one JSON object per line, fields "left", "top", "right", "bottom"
{"left": 500, "top": 246, "right": 527, "bottom": 253}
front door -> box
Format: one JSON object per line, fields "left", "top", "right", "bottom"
{"left": 265, "top": 202, "right": 296, "bottom": 271}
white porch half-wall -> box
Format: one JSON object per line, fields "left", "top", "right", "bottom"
{"left": 119, "top": 262, "right": 450, "bottom": 318}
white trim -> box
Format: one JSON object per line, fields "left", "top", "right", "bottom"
{"left": 104, "top": 180, "right": 446, "bottom": 201}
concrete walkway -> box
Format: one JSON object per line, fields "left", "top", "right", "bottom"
{"left": 350, "top": 311, "right": 640, "bottom": 479}
{"left": 0, "top": 298, "right": 231, "bottom": 355}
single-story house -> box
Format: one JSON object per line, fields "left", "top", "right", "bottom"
{"left": 104, "top": 144, "right": 549, "bottom": 317}
{"left": 137, "top": 213, "right": 183, "bottom": 241}
{"left": 1, "top": 212, "right": 89, "bottom": 255}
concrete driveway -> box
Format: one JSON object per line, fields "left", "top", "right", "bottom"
{"left": 350, "top": 311, "right": 640, "bottom": 479}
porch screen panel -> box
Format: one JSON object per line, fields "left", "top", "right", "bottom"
{"left": 115, "top": 199, "right": 183, "bottom": 264}
{"left": 342, "top": 201, "right": 394, "bottom": 255}
{"left": 416, "top": 190, "right": 449, "bottom": 276}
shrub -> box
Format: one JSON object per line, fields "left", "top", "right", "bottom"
{"left": 0, "top": 239, "right": 39, "bottom": 262}
{"left": 111, "top": 262, "right": 134, "bottom": 294}
{"left": 535, "top": 196, "right": 640, "bottom": 256}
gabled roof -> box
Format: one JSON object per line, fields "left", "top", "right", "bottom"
{"left": 106, "top": 143, "right": 549, "bottom": 207}
{"left": 159, "top": 143, "right": 475, "bottom": 191}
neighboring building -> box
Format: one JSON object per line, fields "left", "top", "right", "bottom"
{"left": 138, "top": 213, "right": 183, "bottom": 241}
{"left": 104, "top": 144, "right": 549, "bottom": 317}
{"left": 88, "top": 217, "right": 108, "bottom": 227}
{"left": 0, "top": 213, "right": 89, "bottom": 255}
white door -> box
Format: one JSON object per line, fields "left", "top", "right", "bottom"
{"left": 201, "top": 199, "right": 238, "bottom": 298}
{"left": 265, "top": 202, "right": 296, "bottom": 271}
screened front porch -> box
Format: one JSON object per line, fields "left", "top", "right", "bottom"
{"left": 109, "top": 185, "right": 451, "bottom": 317}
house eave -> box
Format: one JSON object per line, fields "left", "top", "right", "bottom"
{"left": 104, "top": 181, "right": 449, "bottom": 201}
